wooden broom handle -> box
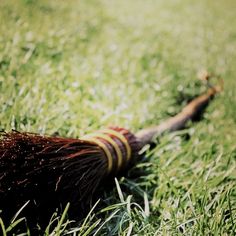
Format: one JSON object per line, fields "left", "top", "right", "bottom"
{"left": 136, "top": 86, "right": 220, "bottom": 146}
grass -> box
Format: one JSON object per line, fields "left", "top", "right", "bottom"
{"left": 0, "top": 0, "right": 236, "bottom": 235}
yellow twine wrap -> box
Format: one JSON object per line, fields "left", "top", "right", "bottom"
{"left": 81, "top": 128, "right": 131, "bottom": 174}
{"left": 81, "top": 136, "right": 113, "bottom": 174}
{"left": 86, "top": 133, "right": 123, "bottom": 170}
{"left": 100, "top": 129, "right": 131, "bottom": 162}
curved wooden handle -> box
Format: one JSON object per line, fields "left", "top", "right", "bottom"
{"left": 136, "top": 86, "right": 220, "bottom": 146}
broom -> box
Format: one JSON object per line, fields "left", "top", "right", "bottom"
{"left": 0, "top": 73, "right": 221, "bottom": 226}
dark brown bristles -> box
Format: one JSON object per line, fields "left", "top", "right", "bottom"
{"left": 0, "top": 128, "right": 140, "bottom": 227}
{"left": 0, "top": 131, "right": 105, "bottom": 225}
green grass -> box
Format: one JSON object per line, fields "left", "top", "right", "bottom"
{"left": 0, "top": 0, "right": 236, "bottom": 235}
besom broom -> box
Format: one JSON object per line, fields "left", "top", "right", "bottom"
{"left": 0, "top": 74, "right": 221, "bottom": 227}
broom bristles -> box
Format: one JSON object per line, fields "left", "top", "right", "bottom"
{"left": 0, "top": 131, "right": 107, "bottom": 224}
{"left": 0, "top": 127, "right": 140, "bottom": 227}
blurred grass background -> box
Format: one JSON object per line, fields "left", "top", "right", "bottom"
{"left": 0, "top": 0, "right": 236, "bottom": 235}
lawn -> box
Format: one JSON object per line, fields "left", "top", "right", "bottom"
{"left": 0, "top": 0, "right": 236, "bottom": 235}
